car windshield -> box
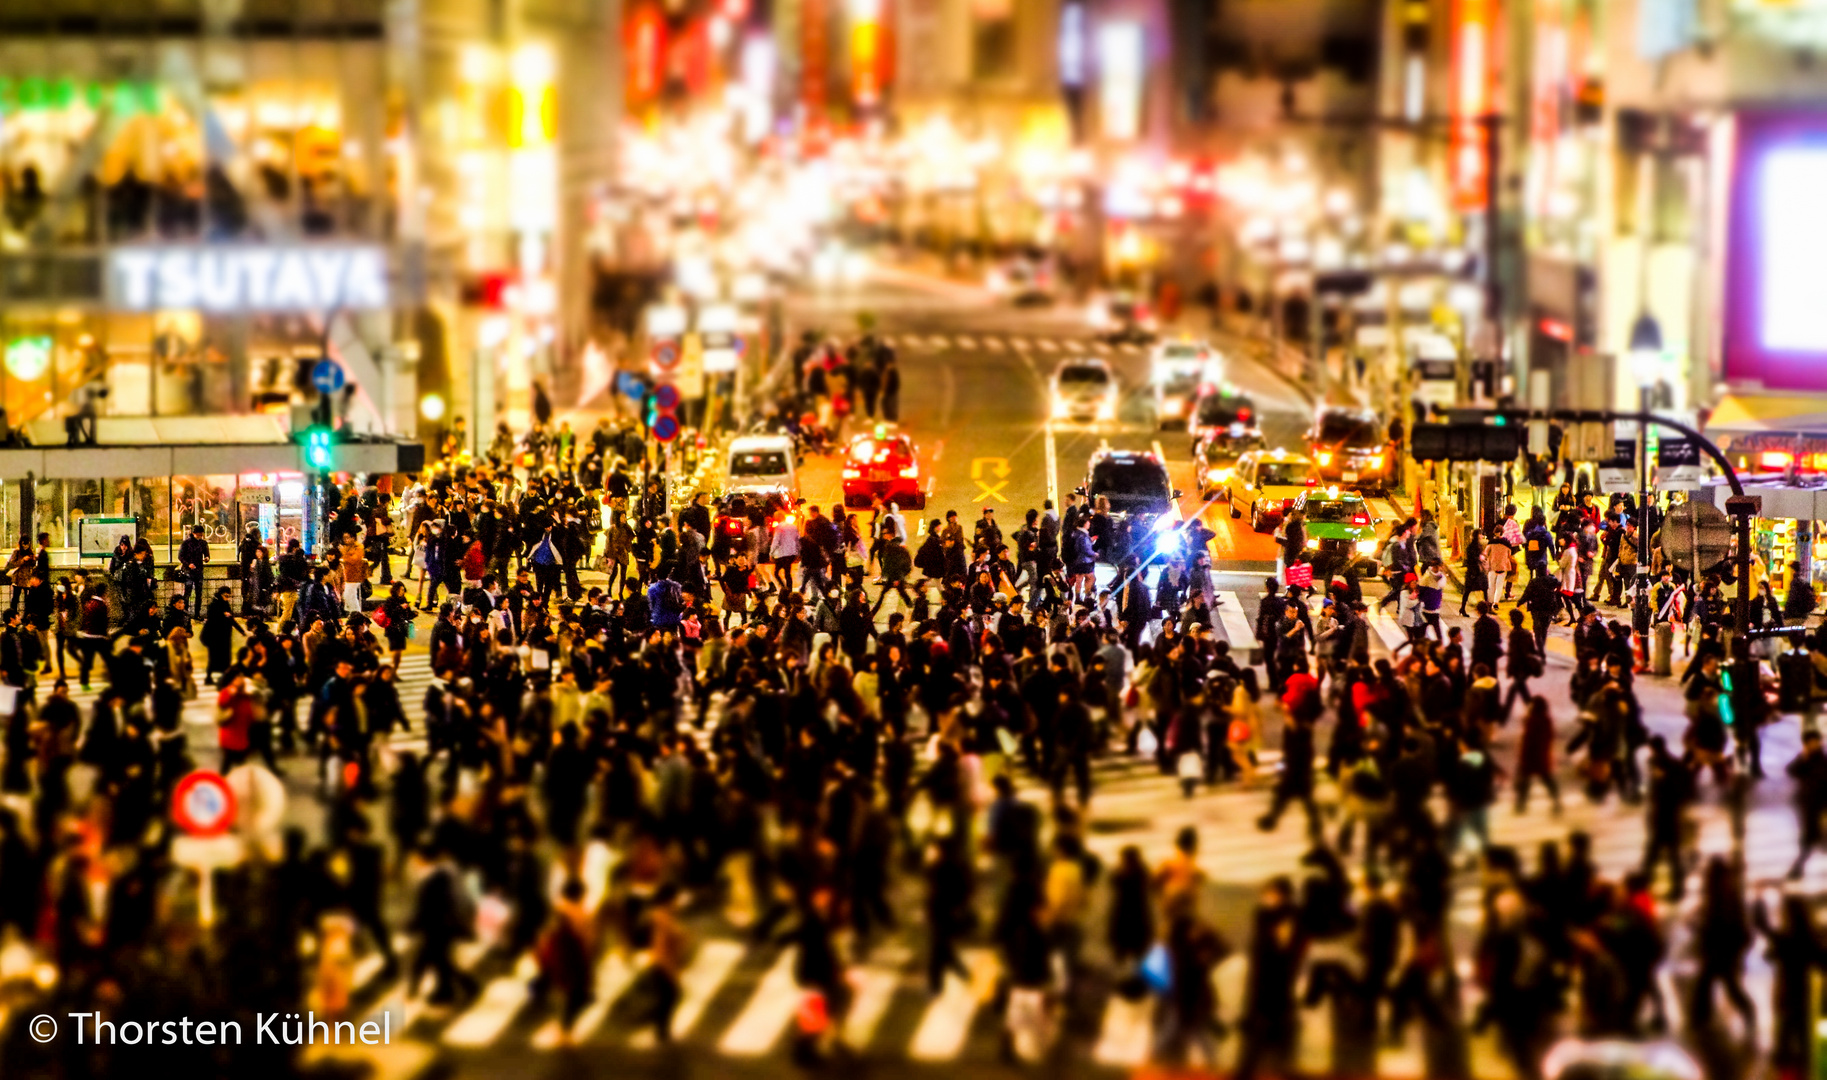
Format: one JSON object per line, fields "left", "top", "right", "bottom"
{"left": 1058, "top": 366, "right": 1108, "bottom": 385}
{"left": 1204, "top": 437, "right": 1263, "bottom": 462}
{"left": 1306, "top": 499, "right": 1367, "bottom": 524}
{"left": 1196, "top": 393, "right": 1253, "bottom": 425}
{"left": 1256, "top": 462, "right": 1311, "bottom": 486}
{"left": 1090, "top": 462, "right": 1170, "bottom": 510}
{"left": 1317, "top": 413, "right": 1380, "bottom": 446}
{"left": 730, "top": 451, "right": 789, "bottom": 475}
{"left": 850, "top": 438, "right": 911, "bottom": 463}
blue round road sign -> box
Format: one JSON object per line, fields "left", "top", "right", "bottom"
{"left": 652, "top": 415, "right": 680, "bottom": 442}
{"left": 616, "top": 371, "right": 647, "bottom": 401}
{"left": 653, "top": 384, "right": 681, "bottom": 410}
{"left": 311, "top": 360, "right": 346, "bottom": 394}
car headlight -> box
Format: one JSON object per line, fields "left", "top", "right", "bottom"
{"left": 1150, "top": 515, "right": 1176, "bottom": 534}
{"left": 1088, "top": 306, "right": 1110, "bottom": 328}
{"left": 1316, "top": 452, "right": 1332, "bottom": 466}
{"left": 1213, "top": 468, "right": 1232, "bottom": 482}
{"left": 1370, "top": 454, "right": 1385, "bottom": 469}
{"left": 1306, "top": 537, "right": 1320, "bottom": 548}
{"left": 1163, "top": 399, "right": 1183, "bottom": 416}
{"left": 1052, "top": 399, "right": 1069, "bottom": 419}
{"left": 899, "top": 465, "right": 918, "bottom": 478}
{"left": 1356, "top": 539, "right": 1378, "bottom": 554}
{"left": 1096, "top": 400, "right": 1117, "bottom": 421}
{"left": 1154, "top": 535, "right": 1181, "bottom": 558}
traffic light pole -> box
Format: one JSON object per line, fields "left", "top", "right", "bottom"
{"left": 1457, "top": 405, "right": 1754, "bottom": 679}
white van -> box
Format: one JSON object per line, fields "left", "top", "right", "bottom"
{"left": 725, "top": 435, "right": 799, "bottom": 503}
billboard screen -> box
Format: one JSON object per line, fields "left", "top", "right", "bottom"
{"left": 1724, "top": 111, "right": 1827, "bottom": 391}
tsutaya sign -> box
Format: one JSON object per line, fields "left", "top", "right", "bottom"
{"left": 109, "top": 246, "right": 389, "bottom": 312}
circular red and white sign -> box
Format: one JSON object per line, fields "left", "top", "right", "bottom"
{"left": 172, "top": 771, "right": 238, "bottom": 837}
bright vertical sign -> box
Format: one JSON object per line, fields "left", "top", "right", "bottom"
{"left": 627, "top": 4, "right": 665, "bottom": 103}
{"left": 850, "top": 0, "right": 883, "bottom": 106}
{"left": 1759, "top": 148, "right": 1827, "bottom": 351}
{"left": 1451, "top": 0, "right": 1492, "bottom": 210}
{"left": 1096, "top": 21, "right": 1142, "bottom": 141}
{"left": 1059, "top": 3, "right": 1086, "bottom": 87}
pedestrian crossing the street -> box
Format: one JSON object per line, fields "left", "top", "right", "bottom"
{"left": 877, "top": 332, "right": 1148, "bottom": 358}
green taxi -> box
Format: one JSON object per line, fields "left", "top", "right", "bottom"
{"left": 1292, "top": 487, "right": 1380, "bottom": 578}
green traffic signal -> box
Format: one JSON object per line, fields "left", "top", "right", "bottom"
{"left": 305, "top": 427, "right": 334, "bottom": 470}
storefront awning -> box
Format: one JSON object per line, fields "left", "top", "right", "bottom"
{"left": 1704, "top": 393, "right": 1827, "bottom": 437}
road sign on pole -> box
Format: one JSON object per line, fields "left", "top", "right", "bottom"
{"left": 652, "top": 415, "right": 681, "bottom": 442}
{"left": 172, "top": 770, "right": 238, "bottom": 837}
{"left": 616, "top": 371, "right": 647, "bottom": 401}
{"left": 310, "top": 360, "right": 346, "bottom": 394}
{"left": 652, "top": 340, "right": 681, "bottom": 370}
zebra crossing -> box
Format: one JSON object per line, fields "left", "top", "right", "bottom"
{"left": 309, "top": 734, "right": 1780, "bottom": 1078}
{"left": 878, "top": 332, "right": 1151, "bottom": 358}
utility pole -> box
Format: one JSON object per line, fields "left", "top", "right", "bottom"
{"left": 1478, "top": 112, "right": 1503, "bottom": 330}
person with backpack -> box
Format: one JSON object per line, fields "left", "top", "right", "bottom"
{"left": 529, "top": 524, "right": 562, "bottom": 600}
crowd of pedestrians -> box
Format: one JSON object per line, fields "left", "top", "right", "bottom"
{"left": 0, "top": 388, "right": 1824, "bottom": 1079}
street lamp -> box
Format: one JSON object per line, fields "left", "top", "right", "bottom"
{"left": 1629, "top": 310, "right": 1664, "bottom": 607}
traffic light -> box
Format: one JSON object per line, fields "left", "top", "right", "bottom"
{"left": 304, "top": 426, "right": 334, "bottom": 470}
{"left": 1409, "top": 422, "right": 1524, "bottom": 463}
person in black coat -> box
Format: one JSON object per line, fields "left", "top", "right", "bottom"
{"left": 199, "top": 586, "right": 242, "bottom": 682}
{"left": 1234, "top": 876, "right": 1303, "bottom": 1080}
{"left": 542, "top": 722, "right": 592, "bottom": 846}
{"left": 406, "top": 846, "right": 477, "bottom": 1005}
{"left": 1257, "top": 715, "right": 1319, "bottom": 840}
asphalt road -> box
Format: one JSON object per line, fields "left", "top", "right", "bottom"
{"left": 784, "top": 269, "right": 1315, "bottom": 573}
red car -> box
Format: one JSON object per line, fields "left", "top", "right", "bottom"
{"left": 841, "top": 427, "right": 926, "bottom": 509}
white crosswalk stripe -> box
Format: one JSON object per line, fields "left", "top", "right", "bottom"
{"left": 908, "top": 947, "right": 996, "bottom": 1061}
{"left": 1034, "top": 338, "right": 1059, "bottom": 352}
{"left": 982, "top": 337, "right": 1006, "bottom": 352}
{"left": 443, "top": 955, "right": 538, "bottom": 1046}
{"left": 954, "top": 335, "right": 979, "bottom": 350}
{"left": 717, "top": 948, "right": 800, "bottom": 1055}
{"left": 626, "top": 939, "right": 746, "bottom": 1047}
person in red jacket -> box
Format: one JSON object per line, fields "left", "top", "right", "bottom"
{"left": 216, "top": 673, "right": 260, "bottom": 771}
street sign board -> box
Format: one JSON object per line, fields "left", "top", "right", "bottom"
{"left": 236, "top": 487, "right": 274, "bottom": 504}
{"left": 652, "top": 340, "right": 681, "bottom": 370}
{"left": 653, "top": 384, "right": 681, "bottom": 410}
{"left": 1656, "top": 437, "right": 1702, "bottom": 488}
{"left": 77, "top": 516, "right": 137, "bottom": 560}
{"left": 172, "top": 770, "right": 238, "bottom": 837}
{"left": 676, "top": 333, "right": 705, "bottom": 398}
{"left": 310, "top": 360, "right": 346, "bottom": 394}
{"left": 616, "top": 371, "right": 647, "bottom": 401}
{"left": 652, "top": 415, "right": 680, "bottom": 443}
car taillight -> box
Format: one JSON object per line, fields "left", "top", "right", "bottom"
{"left": 1283, "top": 498, "right": 1294, "bottom": 509}
{"left": 1352, "top": 515, "right": 1368, "bottom": 525}
{"left": 1306, "top": 477, "right": 1317, "bottom": 485}
{"left": 1237, "top": 407, "right": 1252, "bottom": 423}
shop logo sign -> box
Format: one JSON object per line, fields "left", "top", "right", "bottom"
{"left": 109, "top": 246, "right": 389, "bottom": 311}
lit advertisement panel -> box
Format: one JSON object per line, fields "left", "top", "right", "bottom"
{"left": 1723, "top": 111, "right": 1827, "bottom": 391}
{"left": 1097, "top": 21, "right": 1141, "bottom": 141}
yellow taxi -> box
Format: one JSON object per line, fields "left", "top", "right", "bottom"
{"left": 1227, "top": 449, "right": 1319, "bottom": 533}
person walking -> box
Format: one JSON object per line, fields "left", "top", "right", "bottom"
{"left": 1786, "top": 728, "right": 1827, "bottom": 879}
{"left": 1460, "top": 529, "right": 1491, "bottom": 616}
{"left": 1512, "top": 695, "right": 1561, "bottom": 814}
